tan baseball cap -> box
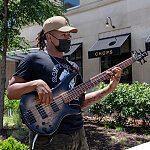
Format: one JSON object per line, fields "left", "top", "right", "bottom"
{"left": 43, "top": 16, "right": 78, "bottom": 34}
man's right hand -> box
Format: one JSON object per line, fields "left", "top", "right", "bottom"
{"left": 7, "top": 76, "right": 53, "bottom": 104}
{"left": 35, "top": 79, "right": 53, "bottom": 105}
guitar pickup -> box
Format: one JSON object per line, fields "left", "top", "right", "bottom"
{"left": 36, "top": 104, "right": 48, "bottom": 119}
{"left": 50, "top": 101, "right": 59, "bottom": 112}
{"left": 24, "top": 110, "right": 36, "bottom": 124}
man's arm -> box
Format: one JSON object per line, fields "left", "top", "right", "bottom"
{"left": 7, "top": 76, "right": 52, "bottom": 104}
{"left": 81, "top": 67, "right": 122, "bottom": 109}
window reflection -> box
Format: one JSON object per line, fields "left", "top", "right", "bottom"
{"left": 64, "top": 0, "right": 80, "bottom": 9}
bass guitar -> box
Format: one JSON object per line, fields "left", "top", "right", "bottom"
{"left": 19, "top": 50, "right": 148, "bottom": 135}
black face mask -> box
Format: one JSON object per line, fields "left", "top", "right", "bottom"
{"left": 50, "top": 33, "right": 71, "bottom": 52}
{"left": 56, "top": 39, "right": 71, "bottom": 52}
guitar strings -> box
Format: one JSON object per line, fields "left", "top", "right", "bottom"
{"left": 25, "top": 58, "right": 133, "bottom": 122}
{"left": 48, "top": 57, "right": 132, "bottom": 110}
{"left": 25, "top": 63, "right": 117, "bottom": 120}
{"left": 26, "top": 74, "right": 114, "bottom": 123}
{"left": 24, "top": 72, "right": 104, "bottom": 122}
{"left": 25, "top": 72, "right": 100, "bottom": 117}
{"left": 26, "top": 73, "right": 113, "bottom": 121}
{"left": 31, "top": 58, "right": 130, "bottom": 115}
{"left": 26, "top": 74, "right": 110, "bottom": 124}
{"left": 24, "top": 73, "right": 109, "bottom": 121}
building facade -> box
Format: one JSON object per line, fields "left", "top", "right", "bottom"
{"left": 4, "top": 0, "right": 150, "bottom": 87}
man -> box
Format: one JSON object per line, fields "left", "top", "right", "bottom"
{"left": 7, "top": 16, "right": 122, "bottom": 150}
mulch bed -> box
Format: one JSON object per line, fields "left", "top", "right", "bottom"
{"left": 84, "top": 119, "right": 150, "bottom": 150}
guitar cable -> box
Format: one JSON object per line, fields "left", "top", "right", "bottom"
{"left": 32, "top": 134, "right": 38, "bottom": 150}
{"left": 31, "top": 134, "right": 54, "bottom": 150}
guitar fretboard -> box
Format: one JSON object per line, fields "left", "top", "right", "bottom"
{"left": 58, "top": 57, "right": 135, "bottom": 103}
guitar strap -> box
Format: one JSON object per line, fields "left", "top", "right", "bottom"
{"left": 65, "top": 60, "right": 80, "bottom": 75}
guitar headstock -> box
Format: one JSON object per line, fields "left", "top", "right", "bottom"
{"left": 132, "top": 50, "right": 148, "bottom": 65}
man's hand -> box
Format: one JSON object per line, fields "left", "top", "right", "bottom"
{"left": 35, "top": 79, "right": 53, "bottom": 105}
{"left": 106, "top": 67, "right": 122, "bottom": 91}
{"left": 82, "top": 67, "right": 122, "bottom": 109}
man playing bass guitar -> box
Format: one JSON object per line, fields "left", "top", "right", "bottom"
{"left": 7, "top": 16, "right": 122, "bottom": 150}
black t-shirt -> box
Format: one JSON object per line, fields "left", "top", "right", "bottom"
{"left": 13, "top": 51, "right": 84, "bottom": 133}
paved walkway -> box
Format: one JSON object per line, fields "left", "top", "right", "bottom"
{"left": 127, "top": 142, "right": 150, "bottom": 150}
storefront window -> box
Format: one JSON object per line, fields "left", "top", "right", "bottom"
{"left": 101, "top": 53, "right": 132, "bottom": 84}
{"left": 67, "top": 44, "right": 83, "bottom": 75}
{"left": 101, "top": 37, "right": 132, "bottom": 84}
{"left": 64, "top": 0, "right": 80, "bottom": 9}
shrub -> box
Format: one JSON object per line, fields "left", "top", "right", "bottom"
{"left": 4, "top": 93, "right": 20, "bottom": 114}
{"left": 89, "top": 81, "right": 150, "bottom": 126}
{"left": 4, "top": 90, "right": 22, "bottom": 127}
{"left": 0, "top": 137, "right": 29, "bottom": 150}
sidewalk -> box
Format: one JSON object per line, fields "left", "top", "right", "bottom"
{"left": 127, "top": 142, "right": 150, "bottom": 150}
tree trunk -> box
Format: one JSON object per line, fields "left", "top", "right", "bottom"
{"left": 0, "top": 47, "right": 7, "bottom": 130}
{"left": 0, "top": 0, "right": 8, "bottom": 130}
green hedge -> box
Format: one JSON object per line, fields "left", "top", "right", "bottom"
{"left": 4, "top": 91, "right": 20, "bottom": 114}
{"left": 89, "top": 81, "right": 150, "bottom": 126}
{"left": 0, "top": 137, "right": 29, "bottom": 150}
{"left": 4, "top": 91, "right": 22, "bottom": 127}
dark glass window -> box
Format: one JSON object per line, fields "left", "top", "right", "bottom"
{"left": 64, "top": 0, "right": 80, "bottom": 9}
{"left": 101, "top": 36, "right": 132, "bottom": 84}
{"left": 65, "top": 44, "right": 83, "bottom": 76}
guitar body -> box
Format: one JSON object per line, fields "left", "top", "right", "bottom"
{"left": 20, "top": 72, "right": 80, "bottom": 135}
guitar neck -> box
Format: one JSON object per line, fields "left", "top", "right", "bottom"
{"left": 62, "top": 57, "right": 135, "bottom": 103}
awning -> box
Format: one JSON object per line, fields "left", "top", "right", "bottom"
{"left": 145, "top": 35, "right": 150, "bottom": 51}
{"left": 6, "top": 48, "right": 39, "bottom": 61}
{"left": 63, "top": 43, "right": 81, "bottom": 57}
{"left": 6, "top": 44, "right": 81, "bottom": 61}
{"left": 88, "top": 33, "right": 130, "bottom": 59}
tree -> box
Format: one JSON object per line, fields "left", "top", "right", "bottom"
{"left": 0, "top": 0, "right": 66, "bottom": 130}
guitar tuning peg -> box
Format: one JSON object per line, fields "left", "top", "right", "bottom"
{"left": 135, "top": 50, "right": 140, "bottom": 55}
{"left": 139, "top": 49, "right": 142, "bottom": 53}
{"left": 138, "top": 60, "right": 143, "bottom": 65}
{"left": 143, "top": 59, "right": 147, "bottom": 63}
